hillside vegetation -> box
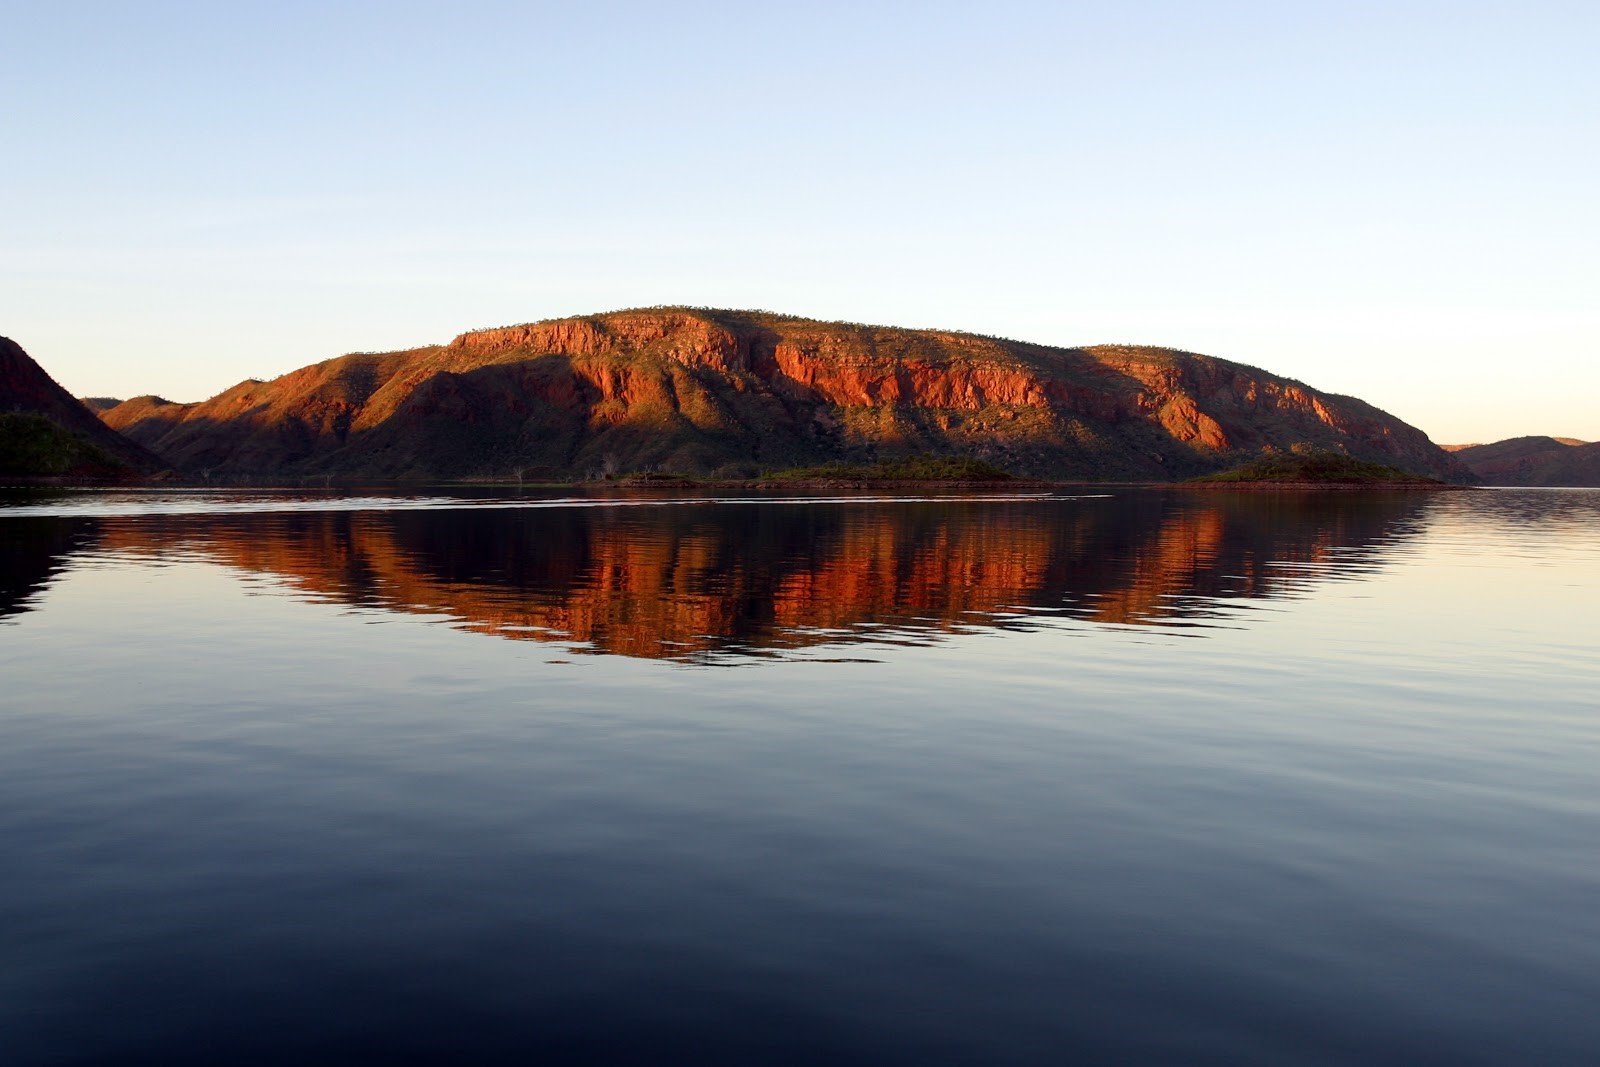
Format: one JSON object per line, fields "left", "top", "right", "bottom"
{"left": 765, "top": 456, "right": 1015, "bottom": 482}
{"left": 1190, "top": 451, "right": 1442, "bottom": 485}
{"left": 0, "top": 412, "right": 130, "bottom": 478}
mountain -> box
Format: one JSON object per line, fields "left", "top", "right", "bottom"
{"left": 98, "top": 308, "right": 1473, "bottom": 482}
{"left": 1, "top": 337, "right": 164, "bottom": 477}
{"left": 79, "top": 396, "right": 123, "bottom": 414}
{"left": 1448, "top": 436, "right": 1600, "bottom": 486}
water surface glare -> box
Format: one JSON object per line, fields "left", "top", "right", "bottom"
{"left": 2, "top": 487, "right": 1597, "bottom": 1064}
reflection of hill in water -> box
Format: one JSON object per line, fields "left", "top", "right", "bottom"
{"left": 9, "top": 494, "right": 1432, "bottom": 660}
{"left": 0, "top": 515, "right": 96, "bottom": 622}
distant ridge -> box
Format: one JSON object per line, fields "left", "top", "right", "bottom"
{"left": 1449, "top": 436, "right": 1600, "bottom": 486}
{"left": 96, "top": 307, "right": 1474, "bottom": 483}
{"left": 1442, "top": 437, "right": 1588, "bottom": 452}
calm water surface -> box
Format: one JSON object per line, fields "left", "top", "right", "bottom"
{"left": 2, "top": 487, "right": 1597, "bottom": 1065}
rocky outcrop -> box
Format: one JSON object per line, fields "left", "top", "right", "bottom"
{"left": 1, "top": 337, "right": 165, "bottom": 475}
{"left": 1448, "top": 436, "right": 1600, "bottom": 486}
{"left": 99, "top": 308, "right": 1473, "bottom": 482}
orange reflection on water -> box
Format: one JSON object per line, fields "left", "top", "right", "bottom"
{"left": 39, "top": 493, "right": 1435, "bottom": 660}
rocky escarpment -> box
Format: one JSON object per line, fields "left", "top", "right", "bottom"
{"left": 1, "top": 337, "right": 165, "bottom": 476}
{"left": 1448, "top": 436, "right": 1600, "bottom": 486}
{"left": 100, "top": 308, "right": 1473, "bottom": 482}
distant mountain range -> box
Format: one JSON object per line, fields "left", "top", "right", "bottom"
{"left": 1444, "top": 437, "right": 1600, "bottom": 486}
{"left": 67, "top": 307, "right": 1471, "bottom": 483}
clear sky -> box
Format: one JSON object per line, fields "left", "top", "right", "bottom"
{"left": 3, "top": 1, "right": 1595, "bottom": 443}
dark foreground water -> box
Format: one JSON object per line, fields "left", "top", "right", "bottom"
{"left": 2, "top": 487, "right": 1597, "bottom": 1065}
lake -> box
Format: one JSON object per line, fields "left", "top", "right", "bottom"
{"left": 3, "top": 486, "right": 1597, "bottom": 1065}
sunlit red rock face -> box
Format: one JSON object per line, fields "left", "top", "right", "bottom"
{"left": 99, "top": 308, "right": 1471, "bottom": 482}
{"left": 84, "top": 494, "right": 1429, "bottom": 661}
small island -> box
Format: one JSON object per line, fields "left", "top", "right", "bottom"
{"left": 590, "top": 456, "right": 1035, "bottom": 491}
{"left": 532, "top": 453, "right": 1473, "bottom": 493}
{"left": 758, "top": 456, "right": 1023, "bottom": 488}
{"left": 1184, "top": 452, "right": 1471, "bottom": 490}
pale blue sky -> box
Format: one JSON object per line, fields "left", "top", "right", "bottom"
{"left": 3, "top": 1, "right": 1595, "bottom": 442}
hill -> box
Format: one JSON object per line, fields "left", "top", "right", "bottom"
{"left": 1, "top": 337, "right": 165, "bottom": 477}
{"left": 1448, "top": 436, "right": 1600, "bottom": 486}
{"left": 98, "top": 308, "right": 1473, "bottom": 483}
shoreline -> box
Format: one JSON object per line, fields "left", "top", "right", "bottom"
{"left": 5, "top": 477, "right": 1481, "bottom": 493}
{"left": 1176, "top": 480, "right": 1477, "bottom": 492}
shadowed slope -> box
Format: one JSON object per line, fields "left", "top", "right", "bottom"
{"left": 1, "top": 337, "right": 165, "bottom": 476}
{"left": 99, "top": 308, "right": 1472, "bottom": 482}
